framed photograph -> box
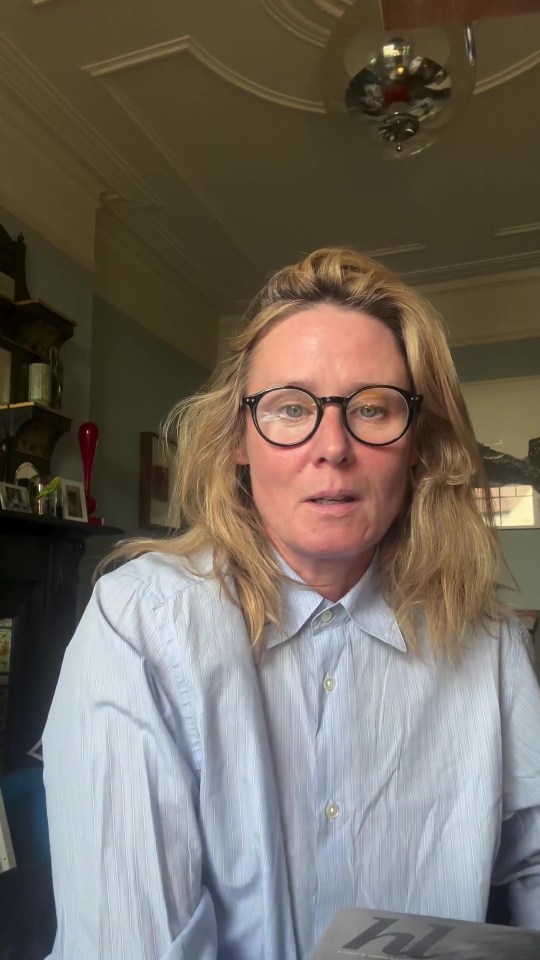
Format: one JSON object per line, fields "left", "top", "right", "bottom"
{"left": 0, "top": 787, "right": 16, "bottom": 872}
{"left": 0, "top": 619, "right": 12, "bottom": 674}
{"left": 0, "top": 345, "right": 11, "bottom": 406}
{"left": 60, "top": 478, "right": 88, "bottom": 522}
{"left": 0, "top": 481, "right": 31, "bottom": 513}
{"left": 139, "top": 432, "right": 177, "bottom": 530}
{"left": 462, "top": 375, "right": 540, "bottom": 529}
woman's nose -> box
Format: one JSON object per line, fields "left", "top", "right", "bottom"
{"left": 311, "top": 404, "right": 352, "bottom": 463}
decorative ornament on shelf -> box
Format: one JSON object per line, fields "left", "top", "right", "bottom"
{"left": 33, "top": 475, "right": 60, "bottom": 516}
{"left": 78, "top": 421, "right": 103, "bottom": 525}
{"left": 49, "top": 345, "right": 63, "bottom": 410}
{"left": 322, "top": 2, "right": 476, "bottom": 157}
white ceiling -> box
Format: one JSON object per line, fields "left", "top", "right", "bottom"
{"left": 1, "top": 0, "right": 540, "bottom": 324}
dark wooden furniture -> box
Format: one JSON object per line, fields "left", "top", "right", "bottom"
{"left": 0, "top": 222, "right": 75, "bottom": 483}
{"left": 0, "top": 861, "right": 56, "bottom": 959}
{"left": 0, "top": 510, "right": 122, "bottom": 774}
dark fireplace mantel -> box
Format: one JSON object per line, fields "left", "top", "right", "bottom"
{"left": 0, "top": 509, "right": 122, "bottom": 773}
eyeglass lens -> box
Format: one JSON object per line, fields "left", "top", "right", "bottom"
{"left": 254, "top": 387, "right": 410, "bottom": 445}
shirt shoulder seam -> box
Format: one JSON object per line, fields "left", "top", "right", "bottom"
{"left": 101, "top": 559, "right": 217, "bottom": 615}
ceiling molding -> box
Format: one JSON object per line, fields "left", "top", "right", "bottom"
{"left": 365, "top": 242, "right": 426, "bottom": 258}
{"left": 261, "top": 0, "right": 540, "bottom": 76}
{"left": 97, "top": 207, "right": 215, "bottom": 303}
{"left": 0, "top": 33, "right": 240, "bottom": 311}
{"left": 260, "top": 0, "right": 329, "bottom": 47}
{"left": 102, "top": 198, "right": 233, "bottom": 311}
{"left": 0, "top": 33, "right": 163, "bottom": 207}
{"left": 81, "top": 29, "right": 540, "bottom": 118}
{"left": 96, "top": 208, "right": 219, "bottom": 369}
{"left": 475, "top": 48, "right": 540, "bottom": 95}
{"left": 82, "top": 35, "right": 325, "bottom": 114}
{"left": 0, "top": 109, "right": 99, "bottom": 272}
{"left": 424, "top": 265, "right": 540, "bottom": 293}
{"left": 311, "top": 0, "right": 353, "bottom": 18}
{"left": 448, "top": 327, "right": 540, "bottom": 347}
{"left": 495, "top": 222, "right": 540, "bottom": 238}
{"left": 402, "top": 250, "right": 540, "bottom": 290}
{"left": 96, "top": 79, "right": 262, "bottom": 279}
{"left": 100, "top": 200, "right": 229, "bottom": 312}
{"left": 0, "top": 77, "right": 103, "bottom": 205}
{"left": 108, "top": 201, "right": 231, "bottom": 312}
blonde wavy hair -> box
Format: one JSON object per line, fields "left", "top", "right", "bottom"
{"left": 102, "top": 247, "right": 506, "bottom": 657}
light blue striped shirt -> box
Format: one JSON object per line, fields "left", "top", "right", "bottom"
{"left": 43, "top": 550, "right": 540, "bottom": 959}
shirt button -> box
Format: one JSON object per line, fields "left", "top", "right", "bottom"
{"left": 325, "top": 800, "right": 340, "bottom": 821}
{"left": 320, "top": 610, "right": 333, "bottom": 624}
{"left": 323, "top": 675, "right": 336, "bottom": 693}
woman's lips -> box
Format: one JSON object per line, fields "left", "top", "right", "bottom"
{"left": 309, "top": 496, "right": 355, "bottom": 504}
{"left": 305, "top": 495, "right": 359, "bottom": 515}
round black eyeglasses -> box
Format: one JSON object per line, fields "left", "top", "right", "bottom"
{"left": 242, "top": 385, "right": 423, "bottom": 448}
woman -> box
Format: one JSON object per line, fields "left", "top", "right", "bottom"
{"left": 43, "top": 248, "right": 540, "bottom": 959}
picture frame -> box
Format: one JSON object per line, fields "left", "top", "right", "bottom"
{"left": 0, "top": 788, "right": 16, "bottom": 872}
{"left": 139, "top": 431, "right": 177, "bottom": 530}
{"left": 0, "top": 619, "right": 12, "bottom": 674}
{"left": 461, "top": 375, "right": 540, "bottom": 529}
{"left": 60, "top": 478, "right": 88, "bottom": 522}
{"left": 0, "top": 481, "right": 31, "bottom": 513}
{"left": 0, "top": 345, "right": 11, "bottom": 406}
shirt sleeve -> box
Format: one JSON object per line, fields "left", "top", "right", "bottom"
{"left": 42, "top": 570, "right": 218, "bottom": 959}
{"left": 492, "top": 621, "right": 540, "bottom": 930}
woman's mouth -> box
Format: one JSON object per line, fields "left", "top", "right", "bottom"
{"left": 309, "top": 496, "right": 355, "bottom": 504}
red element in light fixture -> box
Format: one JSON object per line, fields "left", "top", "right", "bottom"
{"left": 384, "top": 83, "right": 412, "bottom": 104}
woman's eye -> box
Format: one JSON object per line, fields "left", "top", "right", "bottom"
{"left": 352, "top": 403, "right": 385, "bottom": 419}
{"left": 281, "top": 404, "right": 305, "bottom": 419}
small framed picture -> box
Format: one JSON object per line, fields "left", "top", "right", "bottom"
{"left": 0, "top": 481, "right": 31, "bottom": 513}
{"left": 139, "top": 432, "right": 178, "bottom": 529}
{"left": 60, "top": 478, "right": 88, "bottom": 522}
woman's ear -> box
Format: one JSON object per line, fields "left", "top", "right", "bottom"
{"left": 408, "top": 420, "right": 420, "bottom": 467}
{"left": 236, "top": 434, "right": 249, "bottom": 466}
{"left": 408, "top": 442, "right": 419, "bottom": 468}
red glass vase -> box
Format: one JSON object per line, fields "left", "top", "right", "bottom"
{"left": 78, "top": 421, "right": 102, "bottom": 525}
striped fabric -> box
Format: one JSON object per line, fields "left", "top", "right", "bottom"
{"left": 43, "top": 550, "right": 540, "bottom": 959}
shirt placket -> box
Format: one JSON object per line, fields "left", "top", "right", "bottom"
{"left": 311, "top": 604, "right": 352, "bottom": 945}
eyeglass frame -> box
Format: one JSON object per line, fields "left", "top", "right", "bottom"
{"left": 242, "top": 384, "right": 423, "bottom": 448}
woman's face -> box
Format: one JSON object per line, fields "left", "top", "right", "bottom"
{"left": 237, "top": 304, "right": 416, "bottom": 599}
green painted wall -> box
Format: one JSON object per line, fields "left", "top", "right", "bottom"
{"left": 453, "top": 338, "right": 540, "bottom": 610}
{"left": 89, "top": 295, "right": 207, "bottom": 537}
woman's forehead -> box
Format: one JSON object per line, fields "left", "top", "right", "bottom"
{"left": 248, "top": 304, "right": 407, "bottom": 385}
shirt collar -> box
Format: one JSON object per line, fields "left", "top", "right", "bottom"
{"left": 263, "top": 555, "right": 407, "bottom": 653}
{"left": 341, "top": 560, "right": 407, "bottom": 653}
